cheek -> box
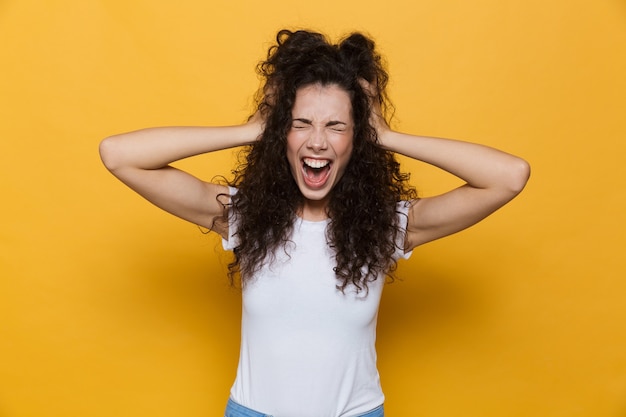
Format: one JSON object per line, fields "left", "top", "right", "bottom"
{"left": 286, "top": 137, "right": 296, "bottom": 156}
{"left": 286, "top": 131, "right": 305, "bottom": 153}
{"left": 334, "top": 138, "right": 354, "bottom": 161}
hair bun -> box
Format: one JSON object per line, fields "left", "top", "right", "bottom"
{"left": 338, "top": 33, "right": 384, "bottom": 86}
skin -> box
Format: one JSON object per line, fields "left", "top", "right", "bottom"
{"left": 286, "top": 84, "right": 355, "bottom": 221}
{"left": 99, "top": 84, "right": 530, "bottom": 252}
{"left": 363, "top": 86, "right": 530, "bottom": 249}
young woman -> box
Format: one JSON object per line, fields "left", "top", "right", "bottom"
{"left": 100, "top": 29, "right": 530, "bottom": 417}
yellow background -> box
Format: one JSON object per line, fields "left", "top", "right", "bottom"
{"left": 1, "top": 0, "right": 625, "bottom": 416}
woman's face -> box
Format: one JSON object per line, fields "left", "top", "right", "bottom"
{"left": 286, "top": 83, "right": 354, "bottom": 212}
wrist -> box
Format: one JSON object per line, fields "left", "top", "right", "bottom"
{"left": 376, "top": 128, "right": 397, "bottom": 150}
{"left": 242, "top": 119, "right": 264, "bottom": 145}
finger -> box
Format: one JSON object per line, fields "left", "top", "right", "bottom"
{"left": 358, "top": 77, "right": 377, "bottom": 98}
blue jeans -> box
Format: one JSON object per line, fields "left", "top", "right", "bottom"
{"left": 224, "top": 398, "right": 384, "bottom": 417}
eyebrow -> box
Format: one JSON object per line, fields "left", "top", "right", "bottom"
{"left": 292, "top": 118, "right": 348, "bottom": 127}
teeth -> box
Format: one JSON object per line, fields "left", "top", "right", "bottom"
{"left": 303, "top": 158, "right": 330, "bottom": 169}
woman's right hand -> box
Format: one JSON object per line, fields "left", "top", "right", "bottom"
{"left": 99, "top": 119, "right": 265, "bottom": 236}
{"left": 245, "top": 109, "right": 266, "bottom": 143}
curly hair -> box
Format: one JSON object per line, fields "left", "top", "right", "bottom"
{"left": 224, "top": 29, "right": 417, "bottom": 292}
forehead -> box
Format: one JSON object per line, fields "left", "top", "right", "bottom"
{"left": 291, "top": 84, "right": 353, "bottom": 121}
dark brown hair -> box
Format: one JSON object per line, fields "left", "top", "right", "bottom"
{"left": 225, "top": 29, "right": 416, "bottom": 292}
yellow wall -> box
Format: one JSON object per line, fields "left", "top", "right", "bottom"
{"left": 1, "top": 1, "right": 625, "bottom": 416}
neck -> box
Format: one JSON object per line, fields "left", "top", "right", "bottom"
{"left": 299, "top": 198, "right": 329, "bottom": 221}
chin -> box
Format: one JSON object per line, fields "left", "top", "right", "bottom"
{"left": 299, "top": 188, "right": 331, "bottom": 202}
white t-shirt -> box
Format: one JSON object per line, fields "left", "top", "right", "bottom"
{"left": 222, "top": 201, "right": 411, "bottom": 417}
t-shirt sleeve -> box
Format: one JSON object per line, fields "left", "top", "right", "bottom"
{"left": 221, "top": 187, "right": 239, "bottom": 251}
{"left": 394, "top": 201, "right": 413, "bottom": 261}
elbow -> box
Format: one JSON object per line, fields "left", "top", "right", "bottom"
{"left": 99, "top": 135, "right": 123, "bottom": 172}
{"left": 505, "top": 157, "right": 531, "bottom": 196}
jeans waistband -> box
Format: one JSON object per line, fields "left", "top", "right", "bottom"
{"left": 224, "top": 398, "right": 384, "bottom": 417}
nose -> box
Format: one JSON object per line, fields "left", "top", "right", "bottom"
{"left": 307, "top": 128, "right": 327, "bottom": 152}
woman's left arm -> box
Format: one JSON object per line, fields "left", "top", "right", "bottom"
{"left": 378, "top": 128, "right": 531, "bottom": 251}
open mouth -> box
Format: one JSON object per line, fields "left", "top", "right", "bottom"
{"left": 302, "top": 157, "right": 332, "bottom": 188}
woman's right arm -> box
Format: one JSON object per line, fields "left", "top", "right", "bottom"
{"left": 99, "top": 119, "right": 262, "bottom": 237}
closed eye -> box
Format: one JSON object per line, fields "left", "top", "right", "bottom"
{"left": 326, "top": 121, "right": 348, "bottom": 132}
{"left": 292, "top": 118, "right": 311, "bottom": 129}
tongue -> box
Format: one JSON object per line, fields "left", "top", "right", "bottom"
{"left": 304, "top": 165, "right": 331, "bottom": 187}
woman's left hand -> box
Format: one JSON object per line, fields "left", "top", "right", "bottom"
{"left": 359, "top": 78, "right": 391, "bottom": 143}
